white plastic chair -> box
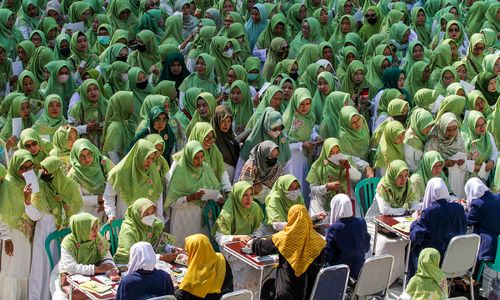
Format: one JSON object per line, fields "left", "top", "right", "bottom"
{"left": 146, "top": 296, "right": 176, "bottom": 300}
{"left": 310, "top": 264, "right": 350, "bottom": 300}
{"left": 221, "top": 289, "right": 253, "bottom": 300}
{"left": 441, "top": 234, "right": 481, "bottom": 300}
{"left": 351, "top": 254, "right": 394, "bottom": 300}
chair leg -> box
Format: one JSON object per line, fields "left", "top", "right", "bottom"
{"left": 470, "top": 275, "right": 475, "bottom": 300}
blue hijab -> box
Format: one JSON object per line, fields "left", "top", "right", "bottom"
{"left": 244, "top": 4, "right": 268, "bottom": 50}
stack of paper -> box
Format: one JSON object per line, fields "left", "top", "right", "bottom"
{"left": 79, "top": 280, "right": 112, "bottom": 295}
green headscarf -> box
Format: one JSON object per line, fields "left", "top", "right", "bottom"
{"left": 210, "top": 36, "right": 235, "bottom": 83}
{"left": 287, "top": 4, "right": 306, "bottom": 36}
{"left": 475, "top": 72, "right": 500, "bottom": 106}
{"left": 103, "top": 61, "right": 130, "bottom": 98}
{"left": 240, "top": 107, "right": 291, "bottom": 165}
{"left": 107, "top": 0, "right": 138, "bottom": 40}
{"left": 434, "top": 95, "right": 466, "bottom": 124}
{"left": 463, "top": 33, "right": 486, "bottom": 80}
{"left": 466, "top": 90, "right": 490, "bottom": 116}
{"left": 68, "top": 138, "right": 111, "bottom": 195}
{"left": 91, "top": 23, "right": 112, "bottom": 55}
{"left": 186, "top": 92, "right": 217, "bottom": 137}
{"left": 165, "top": 140, "right": 220, "bottom": 208}
{"left": 128, "top": 66, "right": 153, "bottom": 123}
{"left": 102, "top": 91, "right": 136, "bottom": 155}
{"left": 18, "top": 0, "right": 41, "bottom": 30}
{"left": 107, "top": 139, "right": 162, "bottom": 205}
{"left": 339, "top": 106, "right": 370, "bottom": 160}
{"left": 410, "top": 7, "right": 431, "bottom": 46}
{"left": 402, "top": 41, "right": 429, "bottom": 75}
{"left": 265, "top": 174, "right": 304, "bottom": 223}
{"left": 312, "top": 72, "right": 335, "bottom": 125}
{"left": 405, "top": 61, "right": 430, "bottom": 98}
{"left": 298, "top": 63, "right": 323, "bottom": 93}
{"left": 136, "top": 94, "right": 169, "bottom": 132}
{"left": 128, "top": 30, "right": 159, "bottom": 75}
{"left": 114, "top": 198, "right": 164, "bottom": 264}
{"left": 0, "top": 95, "right": 35, "bottom": 141}
{"left": 404, "top": 108, "right": 434, "bottom": 151}
{"left": 32, "top": 156, "right": 83, "bottom": 228}
{"left": 68, "top": 31, "right": 99, "bottom": 71}
{"left": 461, "top": 110, "right": 493, "bottom": 164}
{"left": 289, "top": 18, "right": 325, "bottom": 58}
{"left": 283, "top": 88, "right": 315, "bottom": 143}
{"left": 68, "top": 1, "right": 90, "bottom": 23}
{"left": 366, "top": 55, "right": 389, "bottom": 95}
{"left": 411, "top": 151, "right": 449, "bottom": 198}
{"left": 181, "top": 87, "right": 203, "bottom": 126}
{"left": 429, "top": 44, "right": 453, "bottom": 86}
{"left": 0, "top": 149, "right": 35, "bottom": 240}
{"left": 161, "top": 15, "right": 183, "bottom": 45}
{"left": 16, "top": 40, "right": 36, "bottom": 68}
{"left": 16, "top": 70, "right": 44, "bottom": 114}
{"left": 137, "top": 9, "right": 164, "bottom": 41}
{"left": 319, "top": 91, "right": 350, "bottom": 139}
{"left": 413, "top": 89, "right": 437, "bottom": 112}
{"left": 245, "top": 85, "right": 282, "bottom": 130}
{"left": 443, "top": 20, "right": 465, "bottom": 50}
{"left": 377, "top": 160, "right": 416, "bottom": 209}
{"left": 212, "top": 181, "right": 263, "bottom": 236}
{"left": 482, "top": 2, "right": 500, "bottom": 32}
{"left": 32, "top": 94, "right": 68, "bottom": 139}
{"left": 262, "top": 37, "right": 287, "bottom": 82}
{"left": 340, "top": 60, "right": 369, "bottom": 98}
{"left": 434, "top": 66, "right": 460, "bottom": 96}
{"left": 61, "top": 213, "right": 110, "bottom": 264}
{"left": 17, "top": 128, "right": 53, "bottom": 170}
{"left": 50, "top": 125, "right": 77, "bottom": 160}
{"left": 44, "top": 60, "right": 77, "bottom": 111}
{"left": 0, "top": 9, "right": 23, "bottom": 59}
{"left": 188, "top": 122, "right": 226, "bottom": 183}
{"left": 374, "top": 120, "right": 406, "bottom": 169}
{"left": 53, "top": 34, "right": 71, "bottom": 60}
{"left": 406, "top": 248, "right": 448, "bottom": 299}
{"left": 228, "top": 80, "right": 253, "bottom": 131}
{"left": 358, "top": 6, "right": 383, "bottom": 42}
{"left": 179, "top": 53, "right": 217, "bottom": 95}
{"left": 329, "top": 14, "right": 355, "bottom": 52}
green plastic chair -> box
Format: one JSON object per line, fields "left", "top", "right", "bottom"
{"left": 256, "top": 201, "right": 267, "bottom": 224}
{"left": 354, "top": 177, "right": 381, "bottom": 217}
{"left": 100, "top": 219, "right": 124, "bottom": 256}
{"left": 476, "top": 235, "right": 500, "bottom": 282}
{"left": 203, "top": 200, "right": 221, "bottom": 249}
{"left": 45, "top": 228, "right": 71, "bottom": 270}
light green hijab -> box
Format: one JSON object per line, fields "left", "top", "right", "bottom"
{"left": 298, "top": 63, "right": 323, "bottom": 93}
{"left": 319, "top": 91, "right": 350, "bottom": 139}
{"left": 265, "top": 174, "right": 304, "bottom": 223}
{"left": 289, "top": 18, "right": 325, "bottom": 58}
{"left": 406, "top": 248, "right": 448, "bottom": 300}
{"left": 412, "top": 151, "right": 449, "bottom": 196}
{"left": 68, "top": 138, "right": 111, "bottom": 195}
{"left": 339, "top": 106, "right": 370, "bottom": 160}
{"left": 186, "top": 92, "right": 217, "bottom": 137}
{"left": 434, "top": 95, "right": 466, "bottom": 124}
{"left": 463, "top": 33, "right": 486, "bottom": 81}
{"left": 404, "top": 108, "right": 434, "bottom": 151}
{"left": 374, "top": 121, "right": 406, "bottom": 169}
{"left": 114, "top": 198, "right": 164, "bottom": 264}
{"left": 32, "top": 94, "right": 68, "bottom": 139}
{"left": 0, "top": 150, "right": 35, "bottom": 240}
{"left": 228, "top": 80, "right": 253, "bottom": 131}
{"left": 312, "top": 72, "right": 335, "bottom": 125}
{"left": 366, "top": 55, "right": 389, "bottom": 95}
{"left": 61, "top": 213, "right": 110, "bottom": 264}
{"left": 128, "top": 30, "right": 159, "bottom": 75}
{"left": 405, "top": 61, "right": 430, "bottom": 98}
{"left": 107, "top": 139, "right": 163, "bottom": 205}
{"left": 212, "top": 181, "right": 263, "bottom": 236}
{"left": 68, "top": 31, "right": 99, "bottom": 70}
{"left": 283, "top": 88, "right": 315, "bottom": 143}
{"left": 179, "top": 53, "right": 217, "bottom": 95}
{"left": 210, "top": 36, "right": 236, "bottom": 84}
{"left": 340, "top": 60, "right": 369, "bottom": 98}
{"left": 410, "top": 7, "right": 431, "bottom": 46}
{"left": 245, "top": 85, "right": 282, "bottom": 130}
{"left": 0, "top": 95, "right": 35, "bottom": 141}
{"left": 44, "top": 60, "right": 78, "bottom": 111}
{"left": 461, "top": 110, "right": 493, "bottom": 164}
{"left": 32, "top": 156, "right": 83, "bottom": 228}
{"left": 165, "top": 140, "right": 220, "bottom": 208}
{"left": 102, "top": 91, "right": 136, "bottom": 155}
{"left": 377, "top": 160, "right": 416, "bottom": 209}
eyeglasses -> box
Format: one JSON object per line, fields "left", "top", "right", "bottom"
{"left": 24, "top": 141, "right": 38, "bottom": 149}
{"left": 448, "top": 27, "right": 460, "bottom": 33}
{"left": 203, "top": 134, "right": 216, "bottom": 142}
{"left": 475, "top": 122, "right": 486, "bottom": 129}
{"left": 365, "top": 13, "right": 376, "bottom": 17}
{"left": 474, "top": 46, "right": 485, "bottom": 51}
{"left": 442, "top": 75, "right": 455, "bottom": 81}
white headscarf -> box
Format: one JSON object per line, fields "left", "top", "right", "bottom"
{"left": 316, "top": 59, "right": 333, "bottom": 71}
{"left": 329, "top": 193, "right": 353, "bottom": 224}
{"left": 128, "top": 242, "right": 157, "bottom": 273}
{"left": 464, "top": 177, "right": 489, "bottom": 210}
{"left": 422, "top": 177, "right": 450, "bottom": 210}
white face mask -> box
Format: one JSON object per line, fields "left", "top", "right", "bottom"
{"left": 328, "top": 153, "right": 347, "bottom": 165}
{"left": 141, "top": 214, "right": 157, "bottom": 227}
{"left": 121, "top": 73, "right": 129, "bottom": 82}
{"left": 223, "top": 48, "right": 234, "bottom": 58}
{"left": 268, "top": 130, "right": 281, "bottom": 138}
{"left": 287, "top": 190, "right": 301, "bottom": 201}
{"left": 58, "top": 74, "right": 69, "bottom": 83}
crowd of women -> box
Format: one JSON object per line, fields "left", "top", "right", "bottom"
{"left": 0, "top": 0, "right": 498, "bottom": 298}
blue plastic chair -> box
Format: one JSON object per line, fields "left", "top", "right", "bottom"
{"left": 100, "top": 219, "right": 123, "bottom": 256}
{"left": 354, "top": 177, "right": 381, "bottom": 217}
{"left": 45, "top": 228, "right": 71, "bottom": 270}
{"left": 476, "top": 235, "right": 500, "bottom": 281}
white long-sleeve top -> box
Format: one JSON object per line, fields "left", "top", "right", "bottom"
{"left": 0, "top": 220, "right": 11, "bottom": 240}
{"left": 58, "top": 248, "right": 115, "bottom": 275}
{"left": 375, "top": 193, "right": 421, "bottom": 216}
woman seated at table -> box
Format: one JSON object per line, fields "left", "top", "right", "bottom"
{"left": 325, "top": 194, "right": 370, "bottom": 279}
{"left": 116, "top": 242, "right": 175, "bottom": 300}
{"left": 409, "top": 178, "right": 466, "bottom": 278}
{"left": 367, "top": 160, "right": 419, "bottom": 284}
{"left": 239, "top": 140, "right": 284, "bottom": 202}
{"left": 114, "top": 198, "right": 170, "bottom": 265}
{"left": 465, "top": 177, "right": 500, "bottom": 266}
{"left": 307, "top": 138, "right": 362, "bottom": 217}
{"left": 176, "top": 234, "right": 233, "bottom": 300}
{"left": 51, "top": 213, "right": 120, "bottom": 300}
{"left": 401, "top": 248, "right": 449, "bottom": 300}
{"left": 250, "top": 205, "right": 325, "bottom": 300}
{"left": 212, "top": 181, "right": 264, "bottom": 294}
{"left": 410, "top": 151, "right": 450, "bottom": 202}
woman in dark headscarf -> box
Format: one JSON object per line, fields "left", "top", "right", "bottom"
{"left": 158, "top": 52, "right": 190, "bottom": 94}
{"left": 211, "top": 105, "right": 240, "bottom": 182}
{"left": 475, "top": 72, "right": 499, "bottom": 106}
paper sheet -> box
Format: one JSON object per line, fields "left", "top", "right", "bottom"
{"left": 40, "top": 135, "right": 50, "bottom": 142}
{"left": 258, "top": 82, "right": 271, "bottom": 97}
{"left": 353, "top": 8, "right": 364, "bottom": 22}
{"left": 460, "top": 80, "right": 475, "bottom": 93}
{"left": 22, "top": 170, "right": 39, "bottom": 193}
{"left": 200, "top": 189, "right": 220, "bottom": 201}
{"left": 432, "top": 95, "right": 445, "bottom": 114}
{"left": 12, "top": 117, "right": 22, "bottom": 138}
{"left": 70, "top": 274, "right": 91, "bottom": 283}
{"left": 449, "top": 152, "right": 467, "bottom": 161}
{"left": 65, "top": 22, "right": 85, "bottom": 33}
{"left": 393, "top": 216, "right": 415, "bottom": 223}
{"left": 11, "top": 60, "right": 23, "bottom": 76}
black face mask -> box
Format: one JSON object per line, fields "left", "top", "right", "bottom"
{"left": 367, "top": 17, "right": 378, "bottom": 25}
{"left": 116, "top": 56, "right": 127, "bottom": 62}
{"left": 136, "top": 80, "right": 148, "bottom": 90}
{"left": 277, "top": 50, "right": 288, "bottom": 59}
{"left": 136, "top": 44, "right": 147, "bottom": 52}
{"left": 393, "top": 114, "right": 408, "bottom": 124}
{"left": 40, "top": 173, "right": 53, "bottom": 182}
{"left": 289, "top": 72, "right": 299, "bottom": 81}
{"left": 60, "top": 47, "right": 70, "bottom": 56}
{"left": 265, "top": 157, "right": 278, "bottom": 167}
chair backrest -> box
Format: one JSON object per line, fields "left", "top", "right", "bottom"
{"left": 45, "top": 228, "right": 72, "bottom": 270}
{"left": 352, "top": 254, "right": 394, "bottom": 298}
{"left": 355, "top": 177, "right": 381, "bottom": 217}
{"left": 100, "top": 219, "right": 124, "bottom": 256}
{"left": 146, "top": 295, "right": 177, "bottom": 300}
{"left": 441, "top": 234, "right": 480, "bottom": 278}
{"left": 310, "top": 265, "right": 350, "bottom": 300}
{"left": 221, "top": 289, "right": 253, "bottom": 300}
{"left": 203, "top": 200, "right": 220, "bottom": 247}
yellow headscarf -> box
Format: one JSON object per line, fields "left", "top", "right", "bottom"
{"left": 272, "top": 204, "right": 326, "bottom": 277}
{"left": 179, "top": 234, "right": 227, "bottom": 298}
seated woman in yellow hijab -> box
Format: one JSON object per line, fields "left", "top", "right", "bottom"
{"left": 176, "top": 234, "right": 233, "bottom": 300}
{"left": 249, "top": 205, "right": 325, "bottom": 300}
